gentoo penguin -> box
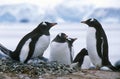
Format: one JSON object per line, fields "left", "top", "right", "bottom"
{"left": 81, "top": 18, "right": 118, "bottom": 71}
{"left": 72, "top": 48, "right": 91, "bottom": 69}
{"left": 50, "top": 33, "right": 76, "bottom": 65}
{"left": 0, "top": 22, "right": 57, "bottom": 63}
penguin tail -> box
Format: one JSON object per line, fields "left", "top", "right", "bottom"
{"left": 107, "top": 64, "right": 120, "bottom": 72}
{"left": 0, "top": 43, "right": 12, "bottom": 57}
{"left": 114, "top": 60, "right": 120, "bottom": 71}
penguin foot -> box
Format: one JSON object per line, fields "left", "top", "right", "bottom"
{"left": 100, "top": 66, "right": 112, "bottom": 71}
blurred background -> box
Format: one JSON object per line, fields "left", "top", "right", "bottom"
{"left": 0, "top": 0, "right": 120, "bottom": 23}
{"left": 0, "top": 0, "right": 120, "bottom": 64}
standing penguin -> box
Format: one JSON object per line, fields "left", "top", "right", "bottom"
{"left": 81, "top": 18, "right": 118, "bottom": 71}
{"left": 0, "top": 22, "right": 57, "bottom": 63}
{"left": 50, "top": 33, "right": 76, "bottom": 65}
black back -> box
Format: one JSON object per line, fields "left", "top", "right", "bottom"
{"left": 10, "top": 22, "right": 57, "bottom": 63}
{"left": 73, "top": 48, "right": 88, "bottom": 67}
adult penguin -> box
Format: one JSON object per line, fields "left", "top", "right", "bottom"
{"left": 81, "top": 18, "right": 118, "bottom": 71}
{"left": 50, "top": 33, "right": 76, "bottom": 65}
{"left": 0, "top": 22, "right": 57, "bottom": 63}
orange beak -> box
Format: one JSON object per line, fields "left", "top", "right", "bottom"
{"left": 51, "top": 23, "right": 57, "bottom": 26}
{"left": 81, "top": 21, "right": 86, "bottom": 24}
{"left": 74, "top": 38, "right": 77, "bottom": 41}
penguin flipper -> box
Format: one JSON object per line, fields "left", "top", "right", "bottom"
{"left": 96, "top": 33, "right": 103, "bottom": 59}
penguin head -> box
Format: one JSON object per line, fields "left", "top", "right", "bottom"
{"left": 53, "top": 33, "right": 68, "bottom": 43}
{"left": 38, "top": 21, "right": 57, "bottom": 31}
{"left": 81, "top": 18, "right": 102, "bottom": 28}
{"left": 57, "top": 33, "right": 68, "bottom": 41}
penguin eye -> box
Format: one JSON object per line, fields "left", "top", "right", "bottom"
{"left": 67, "top": 38, "right": 71, "bottom": 41}
{"left": 42, "top": 22, "right": 47, "bottom": 26}
{"left": 58, "top": 33, "right": 62, "bottom": 37}
{"left": 90, "top": 18, "right": 94, "bottom": 22}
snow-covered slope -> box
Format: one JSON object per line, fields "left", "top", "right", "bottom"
{"left": 0, "top": 4, "right": 40, "bottom": 23}
{"left": 84, "top": 8, "right": 120, "bottom": 23}
{"left": 0, "top": 4, "right": 120, "bottom": 23}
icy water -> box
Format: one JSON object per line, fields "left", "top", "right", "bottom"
{"left": 0, "top": 23, "right": 120, "bottom": 64}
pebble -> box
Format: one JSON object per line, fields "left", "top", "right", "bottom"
{"left": 0, "top": 60, "right": 2, "bottom": 65}
{"left": 0, "top": 57, "right": 79, "bottom": 77}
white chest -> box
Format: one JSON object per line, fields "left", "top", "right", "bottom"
{"left": 50, "top": 42, "right": 71, "bottom": 65}
{"left": 87, "top": 27, "right": 102, "bottom": 67}
{"left": 81, "top": 56, "right": 91, "bottom": 69}
{"left": 19, "top": 35, "right": 50, "bottom": 63}
{"left": 20, "top": 39, "right": 32, "bottom": 63}
{"left": 32, "top": 35, "right": 50, "bottom": 57}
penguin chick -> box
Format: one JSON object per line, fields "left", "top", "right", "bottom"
{"left": 72, "top": 48, "right": 91, "bottom": 69}
{"left": 50, "top": 33, "right": 76, "bottom": 65}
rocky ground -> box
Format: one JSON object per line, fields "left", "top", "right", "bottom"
{"left": 0, "top": 57, "right": 120, "bottom": 79}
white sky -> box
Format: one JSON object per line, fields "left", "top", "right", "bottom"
{"left": 0, "top": 0, "right": 63, "bottom": 8}
{"left": 0, "top": 0, "right": 120, "bottom": 8}
{"left": 84, "top": 0, "right": 120, "bottom": 8}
